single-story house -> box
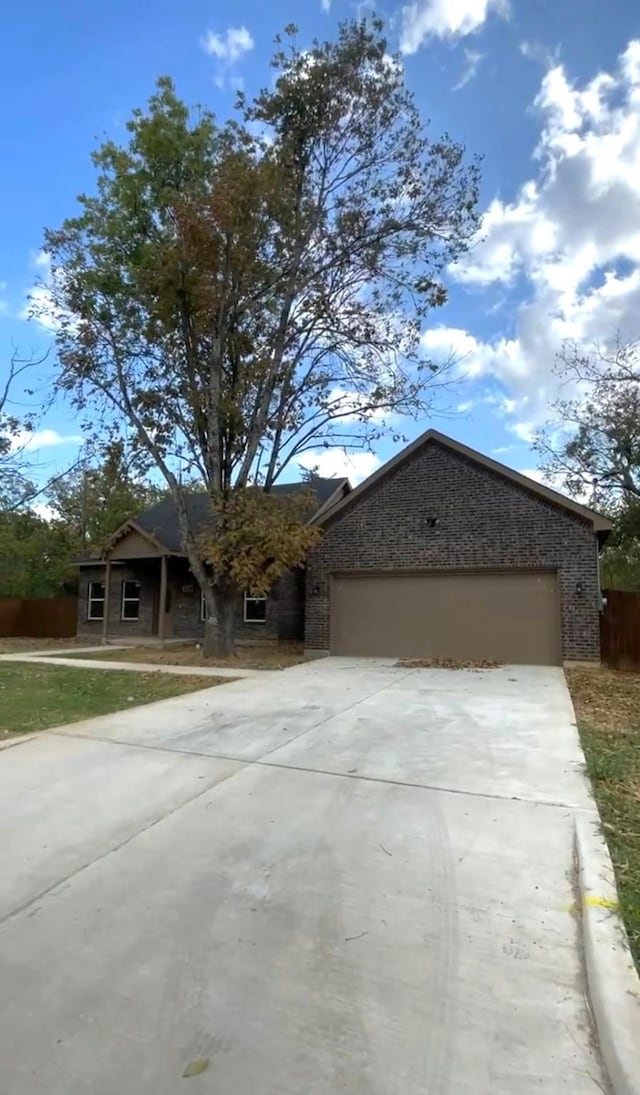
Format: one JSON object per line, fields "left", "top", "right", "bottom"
{"left": 76, "top": 429, "right": 611, "bottom": 664}
{"left": 75, "top": 478, "right": 350, "bottom": 646}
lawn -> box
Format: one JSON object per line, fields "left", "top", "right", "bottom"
{"left": 0, "top": 663, "right": 227, "bottom": 739}
{"left": 61, "top": 641, "right": 306, "bottom": 671}
{"left": 566, "top": 666, "right": 640, "bottom": 973}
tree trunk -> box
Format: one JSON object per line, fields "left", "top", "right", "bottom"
{"left": 202, "top": 586, "right": 236, "bottom": 658}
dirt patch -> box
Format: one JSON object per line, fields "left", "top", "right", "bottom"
{"left": 395, "top": 657, "right": 502, "bottom": 671}
{"left": 61, "top": 641, "right": 306, "bottom": 671}
{"left": 0, "top": 637, "right": 90, "bottom": 655}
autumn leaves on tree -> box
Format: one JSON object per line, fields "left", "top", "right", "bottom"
{"left": 40, "top": 19, "right": 481, "bottom": 653}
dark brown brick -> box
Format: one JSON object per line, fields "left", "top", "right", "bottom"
{"left": 305, "top": 439, "right": 601, "bottom": 661}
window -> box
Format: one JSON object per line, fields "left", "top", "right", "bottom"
{"left": 244, "top": 590, "right": 267, "bottom": 623}
{"left": 121, "top": 580, "right": 141, "bottom": 621}
{"left": 200, "top": 592, "right": 207, "bottom": 622}
{"left": 87, "top": 581, "right": 105, "bottom": 621}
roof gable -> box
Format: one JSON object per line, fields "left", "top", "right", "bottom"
{"left": 315, "top": 429, "right": 612, "bottom": 535}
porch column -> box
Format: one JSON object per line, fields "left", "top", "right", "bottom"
{"left": 158, "top": 553, "right": 167, "bottom": 643}
{"left": 102, "top": 559, "right": 111, "bottom": 644}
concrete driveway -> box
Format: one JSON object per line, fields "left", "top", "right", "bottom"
{"left": 0, "top": 658, "right": 606, "bottom": 1093}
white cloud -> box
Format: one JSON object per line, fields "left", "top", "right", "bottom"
{"left": 33, "top": 250, "right": 51, "bottom": 270}
{"left": 446, "top": 39, "right": 640, "bottom": 430}
{"left": 400, "top": 0, "right": 509, "bottom": 54}
{"left": 297, "top": 449, "right": 381, "bottom": 484}
{"left": 420, "top": 325, "right": 526, "bottom": 384}
{"left": 453, "top": 48, "right": 484, "bottom": 91}
{"left": 11, "top": 428, "right": 82, "bottom": 452}
{"left": 201, "top": 26, "right": 254, "bottom": 90}
{"left": 321, "top": 0, "right": 331, "bottom": 9}
{"left": 509, "top": 420, "right": 536, "bottom": 444}
{"left": 201, "top": 26, "right": 254, "bottom": 63}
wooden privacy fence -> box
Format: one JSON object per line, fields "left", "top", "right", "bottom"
{"left": 0, "top": 597, "right": 78, "bottom": 639}
{"left": 600, "top": 589, "right": 640, "bottom": 671}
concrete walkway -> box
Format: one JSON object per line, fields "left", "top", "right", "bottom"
{"left": 0, "top": 658, "right": 609, "bottom": 1093}
{"left": 0, "top": 648, "right": 260, "bottom": 678}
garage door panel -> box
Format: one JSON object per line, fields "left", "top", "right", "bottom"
{"left": 330, "top": 572, "right": 561, "bottom": 665}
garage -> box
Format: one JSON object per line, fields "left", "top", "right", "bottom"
{"left": 330, "top": 571, "right": 563, "bottom": 665}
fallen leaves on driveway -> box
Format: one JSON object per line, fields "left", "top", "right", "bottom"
{"left": 395, "top": 657, "right": 501, "bottom": 670}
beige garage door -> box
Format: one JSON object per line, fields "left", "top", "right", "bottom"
{"left": 331, "top": 572, "right": 562, "bottom": 665}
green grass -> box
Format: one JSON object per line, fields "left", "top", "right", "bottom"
{"left": 0, "top": 663, "right": 228, "bottom": 739}
{"left": 566, "top": 667, "right": 640, "bottom": 974}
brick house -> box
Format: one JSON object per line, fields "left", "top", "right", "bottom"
{"left": 75, "top": 479, "right": 350, "bottom": 645}
{"left": 76, "top": 430, "right": 610, "bottom": 664}
{"left": 304, "top": 430, "right": 610, "bottom": 664}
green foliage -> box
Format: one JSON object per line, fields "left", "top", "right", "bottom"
{"left": 600, "top": 498, "right": 640, "bottom": 591}
{"left": 0, "top": 510, "right": 75, "bottom": 597}
{"left": 0, "top": 445, "right": 165, "bottom": 598}
{"left": 46, "top": 441, "right": 166, "bottom": 551}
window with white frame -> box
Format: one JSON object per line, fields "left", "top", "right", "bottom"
{"left": 244, "top": 590, "right": 267, "bottom": 623}
{"left": 121, "top": 579, "right": 141, "bottom": 621}
{"left": 87, "top": 581, "right": 105, "bottom": 621}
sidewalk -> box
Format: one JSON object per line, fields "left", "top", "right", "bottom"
{"left": 0, "top": 648, "right": 260, "bottom": 680}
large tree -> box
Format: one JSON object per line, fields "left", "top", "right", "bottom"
{"left": 41, "top": 19, "right": 481, "bottom": 654}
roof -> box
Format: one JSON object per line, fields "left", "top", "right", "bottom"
{"left": 76, "top": 477, "right": 350, "bottom": 562}
{"left": 314, "top": 429, "right": 612, "bottom": 537}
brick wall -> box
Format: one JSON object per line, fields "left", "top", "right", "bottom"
{"left": 305, "top": 439, "right": 601, "bottom": 661}
{"left": 77, "top": 564, "right": 156, "bottom": 639}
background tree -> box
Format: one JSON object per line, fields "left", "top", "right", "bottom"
{"left": 536, "top": 336, "right": 640, "bottom": 591}
{"left": 536, "top": 337, "right": 640, "bottom": 499}
{"left": 0, "top": 510, "right": 74, "bottom": 597}
{"left": 1, "top": 349, "right": 45, "bottom": 510}
{"left": 46, "top": 441, "right": 166, "bottom": 551}
{"left": 42, "top": 19, "right": 481, "bottom": 654}
{"left": 0, "top": 346, "right": 87, "bottom": 512}
{"left": 599, "top": 499, "right": 640, "bottom": 591}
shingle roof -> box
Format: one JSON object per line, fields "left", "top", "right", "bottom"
{"left": 134, "top": 478, "right": 349, "bottom": 554}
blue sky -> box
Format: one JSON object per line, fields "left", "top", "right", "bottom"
{"left": 3, "top": 0, "right": 640, "bottom": 493}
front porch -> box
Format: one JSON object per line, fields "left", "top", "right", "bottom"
{"left": 77, "top": 556, "right": 305, "bottom": 646}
